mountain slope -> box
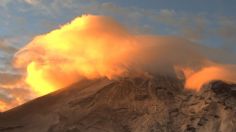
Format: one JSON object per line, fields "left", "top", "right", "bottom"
{"left": 0, "top": 75, "right": 235, "bottom": 132}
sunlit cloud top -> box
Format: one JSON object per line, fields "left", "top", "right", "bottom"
{"left": 0, "top": 0, "right": 236, "bottom": 111}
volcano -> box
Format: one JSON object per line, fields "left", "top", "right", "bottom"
{"left": 0, "top": 75, "right": 236, "bottom": 132}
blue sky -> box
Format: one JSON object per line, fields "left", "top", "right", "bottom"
{"left": 0, "top": 0, "right": 236, "bottom": 110}
{"left": 0, "top": 0, "right": 236, "bottom": 48}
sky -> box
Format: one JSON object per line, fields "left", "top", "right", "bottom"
{"left": 0, "top": 0, "right": 236, "bottom": 111}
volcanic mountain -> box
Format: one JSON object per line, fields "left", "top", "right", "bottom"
{"left": 0, "top": 75, "right": 236, "bottom": 132}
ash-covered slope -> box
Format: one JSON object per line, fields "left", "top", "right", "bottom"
{"left": 0, "top": 75, "right": 236, "bottom": 132}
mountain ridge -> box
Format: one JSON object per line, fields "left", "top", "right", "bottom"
{"left": 0, "top": 75, "right": 235, "bottom": 132}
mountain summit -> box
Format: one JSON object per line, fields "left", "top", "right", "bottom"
{"left": 0, "top": 75, "right": 235, "bottom": 132}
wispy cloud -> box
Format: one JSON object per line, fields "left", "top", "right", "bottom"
{"left": 23, "top": 0, "right": 41, "bottom": 5}
{"left": 215, "top": 17, "right": 236, "bottom": 50}
{"left": 0, "top": 0, "right": 11, "bottom": 7}
{"left": 0, "top": 71, "right": 35, "bottom": 111}
{"left": 0, "top": 39, "right": 18, "bottom": 54}
{"left": 83, "top": 2, "right": 236, "bottom": 48}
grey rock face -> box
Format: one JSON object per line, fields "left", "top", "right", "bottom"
{"left": 0, "top": 76, "right": 235, "bottom": 132}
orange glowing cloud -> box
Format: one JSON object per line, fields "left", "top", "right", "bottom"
{"left": 181, "top": 65, "right": 236, "bottom": 91}
{"left": 0, "top": 95, "right": 27, "bottom": 112}
{"left": 14, "top": 14, "right": 236, "bottom": 97}
{"left": 0, "top": 101, "right": 8, "bottom": 112}
{"left": 15, "top": 15, "right": 138, "bottom": 95}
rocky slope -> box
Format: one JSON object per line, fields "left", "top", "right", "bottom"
{"left": 0, "top": 75, "right": 235, "bottom": 132}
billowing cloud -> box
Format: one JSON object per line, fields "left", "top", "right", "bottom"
{"left": 14, "top": 15, "right": 236, "bottom": 97}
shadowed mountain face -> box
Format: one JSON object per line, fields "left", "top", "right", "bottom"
{"left": 0, "top": 75, "right": 235, "bottom": 132}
